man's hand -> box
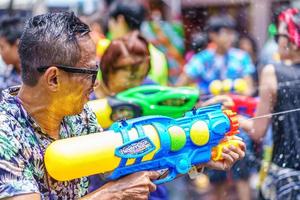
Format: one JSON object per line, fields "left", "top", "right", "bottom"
{"left": 83, "top": 171, "right": 160, "bottom": 200}
{"left": 203, "top": 136, "right": 246, "bottom": 171}
{"left": 200, "top": 95, "right": 234, "bottom": 109}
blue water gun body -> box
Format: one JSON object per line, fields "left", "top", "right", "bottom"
{"left": 108, "top": 104, "right": 238, "bottom": 184}
{"left": 45, "top": 104, "right": 239, "bottom": 183}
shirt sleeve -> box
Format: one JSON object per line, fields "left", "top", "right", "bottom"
{"left": 241, "top": 52, "right": 255, "bottom": 77}
{"left": 183, "top": 53, "right": 205, "bottom": 80}
{"left": 0, "top": 120, "right": 40, "bottom": 198}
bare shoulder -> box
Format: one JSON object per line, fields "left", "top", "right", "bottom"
{"left": 261, "top": 64, "right": 276, "bottom": 76}
{"left": 260, "top": 64, "right": 277, "bottom": 94}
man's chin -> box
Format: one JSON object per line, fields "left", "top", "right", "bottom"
{"left": 69, "top": 103, "right": 85, "bottom": 116}
{"left": 67, "top": 97, "right": 89, "bottom": 116}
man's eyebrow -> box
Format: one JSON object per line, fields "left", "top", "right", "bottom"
{"left": 84, "top": 62, "right": 98, "bottom": 69}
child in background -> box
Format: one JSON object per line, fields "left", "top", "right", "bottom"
{"left": 0, "top": 16, "right": 24, "bottom": 91}
{"left": 95, "top": 31, "right": 152, "bottom": 98}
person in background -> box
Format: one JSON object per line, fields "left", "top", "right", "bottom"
{"left": 95, "top": 0, "right": 168, "bottom": 88}
{"left": 177, "top": 15, "right": 255, "bottom": 200}
{"left": 258, "top": 6, "right": 292, "bottom": 68}
{"left": 237, "top": 34, "right": 259, "bottom": 96}
{"left": 238, "top": 34, "right": 258, "bottom": 66}
{"left": 141, "top": 0, "right": 185, "bottom": 84}
{"left": 80, "top": 14, "right": 106, "bottom": 46}
{"left": 185, "top": 32, "right": 208, "bottom": 62}
{"left": 0, "top": 16, "right": 24, "bottom": 91}
{"left": 240, "top": 8, "right": 300, "bottom": 199}
{"left": 95, "top": 31, "right": 152, "bottom": 98}
{"left": 0, "top": 55, "right": 7, "bottom": 75}
{"left": 176, "top": 14, "right": 255, "bottom": 96}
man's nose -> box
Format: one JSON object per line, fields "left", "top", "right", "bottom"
{"left": 93, "top": 79, "right": 100, "bottom": 88}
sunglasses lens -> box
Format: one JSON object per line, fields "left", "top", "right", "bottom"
{"left": 92, "top": 74, "right": 97, "bottom": 84}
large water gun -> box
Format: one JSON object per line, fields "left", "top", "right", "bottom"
{"left": 88, "top": 85, "right": 199, "bottom": 129}
{"left": 228, "top": 94, "right": 258, "bottom": 118}
{"left": 44, "top": 104, "right": 240, "bottom": 184}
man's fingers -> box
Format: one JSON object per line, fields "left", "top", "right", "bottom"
{"left": 228, "top": 148, "right": 240, "bottom": 160}
{"left": 144, "top": 171, "right": 158, "bottom": 192}
{"left": 238, "top": 141, "right": 246, "bottom": 151}
{"left": 147, "top": 171, "right": 160, "bottom": 180}
{"left": 221, "top": 152, "right": 234, "bottom": 163}
{"left": 229, "top": 145, "right": 245, "bottom": 159}
{"left": 148, "top": 180, "right": 157, "bottom": 192}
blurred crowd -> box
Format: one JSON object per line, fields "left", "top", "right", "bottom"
{"left": 0, "top": 0, "right": 300, "bottom": 199}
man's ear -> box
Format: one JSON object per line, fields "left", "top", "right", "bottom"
{"left": 43, "top": 66, "right": 60, "bottom": 92}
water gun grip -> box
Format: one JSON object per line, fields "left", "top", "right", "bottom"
{"left": 211, "top": 139, "right": 243, "bottom": 161}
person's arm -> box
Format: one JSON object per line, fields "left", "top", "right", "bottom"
{"left": 80, "top": 171, "right": 159, "bottom": 200}
{"left": 3, "top": 193, "right": 41, "bottom": 200}
{"left": 240, "top": 51, "right": 256, "bottom": 96}
{"left": 243, "top": 75, "right": 255, "bottom": 96}
{"left": 3, "top": 171, "right": 159, "bottom": 200}
{"left": 199, "top": 95, "right": 234, "bottom": 109}
{"left": 239, "top": 64, "right": 277, "bottom": 141}
{"left": 176, "top": 53, "right": 204, "bottom": 87}
{"left": 175, "top": 73, "right": 194, "bottom": 86}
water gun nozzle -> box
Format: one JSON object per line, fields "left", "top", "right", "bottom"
{"left": 223, "top": 110, "right": 239, "bottom": 136}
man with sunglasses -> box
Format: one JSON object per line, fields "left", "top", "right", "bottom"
{"left": 0, "top": 11, "right": 161, "bottom": 200}
{"left": 0, "top": 12, "right": 245, "bottom": 200}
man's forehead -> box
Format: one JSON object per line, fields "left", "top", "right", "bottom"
{"left": 78, "top": 36, "right": 96, "bottom": 52}
{"left": 77, "top": 37, "right": 96, "bottom": 67}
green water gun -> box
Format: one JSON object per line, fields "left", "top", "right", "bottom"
{"left": 116, "top": 85, "right": 199, "bottom": 118}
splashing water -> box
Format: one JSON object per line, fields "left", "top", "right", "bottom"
{"left": 248, "top": 107, "right": 300, "bottom": 121}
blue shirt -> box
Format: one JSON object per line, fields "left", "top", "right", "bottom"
{"left": 184, "top": 48, "right": 255, "bottom": 93}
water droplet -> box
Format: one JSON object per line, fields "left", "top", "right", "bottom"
{"left": 282, "top": 163, "right": 287, "bottom": 167}
{"left": 278, "top": 116, "right": 285, "bottom": 121}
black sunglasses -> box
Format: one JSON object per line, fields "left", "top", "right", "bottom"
{"left": 37, "top": 64, "right": 99, "bottom": 84}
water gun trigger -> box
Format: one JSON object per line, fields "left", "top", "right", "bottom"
{"left": 153, "top": 168, "right": 177, "bottom": 184}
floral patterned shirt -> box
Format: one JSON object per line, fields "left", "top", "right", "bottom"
{"left": 0, "top": 87, "right": 102, "bottom": 199}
